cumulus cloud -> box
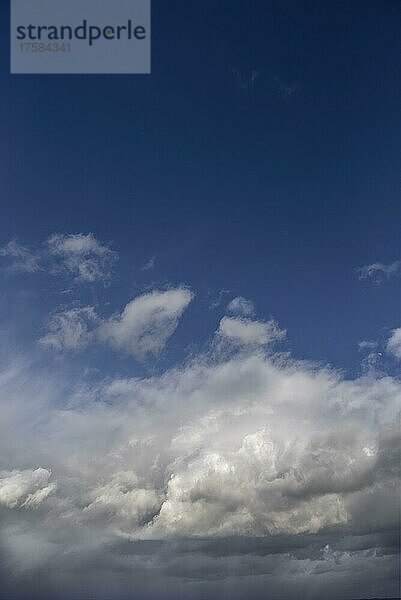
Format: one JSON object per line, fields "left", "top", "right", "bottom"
{"left": 98, "top": 288, "right": 194, "bottom": 359}
{"left": 39, "top": 306, "right": 98, "bottom": 351}
{"left": 1, "top": 346, "right": 399, "bottom": 542}
{"left": 0, "top": 293, "right": 400, "bottom": 598}
{"left": 227, "top": 296, "right": 255, "bottom": 317}
{"left": 217, "top": 316, "right": 285, "bottom": 347}
{"left": 357, "top": 260, "right": 400, "bottom": 283}
{"left": 0, "top": 233, "right": 118, "bottom": 284}
{"left": 0, "top": 468, "right": 56, "bottom": 509}
{"left": 0, "top": 240, "right": 41, "bottom": 273}
{"left": 83, "top": 471, "right": 161, "bottom": 529}
{"left": 386, "top": 327, "right": 401, "bottom": 360}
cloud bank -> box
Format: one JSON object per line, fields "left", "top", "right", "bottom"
{"left": 0, "top": 323, "right": 399, "bottom": 598}
{"left": 0, "top": 246, "right": 399, "bottom": 599}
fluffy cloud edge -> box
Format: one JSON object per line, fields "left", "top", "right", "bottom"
{"left": 39, "top": 287, "right": 194, "bottom": 358}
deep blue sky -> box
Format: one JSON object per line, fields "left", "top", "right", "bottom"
{"left": 0, "top": 0, "right": 400, "bottom": 373}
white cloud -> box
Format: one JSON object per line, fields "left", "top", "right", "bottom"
{"left": 0, "top": 239, "right": 41, "bottom": 273}
{"left": 217, "top": 316, "right": 285, "bottom": 347}
{"left": 0, "top": 292, "right": 400, "bottom": 597}
{"left": 227, "top": 296, "right": 255, "bottom": 317}
{"left": 98, "top": 288, "right": 194, "bottom": 359}
{"left": 357, "top": 260, "right": 400, "bottom": 283}
{"left": 386, "top": 327, "right": 401, "bottom": 360}
{"left": 1, "top": 339, "right": 399, "bottom": 542}
{"left": 46, "top": 233, "right": 117, "bottom": 283}
{"left": 0, "top": 468, "right": 56, "bottom": 509}
{"left": 83, "top": 471, "right": 161, "bottom": 528}
{"left": 39, "top": 306, "right": 98, "bottom": 351}
{"left": 39, "top": 288, "right": 193, "bottom": 358}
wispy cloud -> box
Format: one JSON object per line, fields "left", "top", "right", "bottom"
{"left": 270, "top": 77, "right": 299, "bottom": 103}
{"left": 230, "top": 69, "right": 299, "bottom": 104}
{"left": 230, "top": 67, "right": 259, "bottom": 91}
{"left": 39, "top": 306, "right": 98, "bottom": 352}
{"left": 207, "top": 288, "right": 231, "bottom": 310}
{"left": 141, "top": 256, "right": 155, "bottom": 272}
{"left": 0, "top": 239, "right": 41, "bottom": 273}
{"left": 358, "top": 340, "right": 378, "bottom": 351}
{"left": 357, "top": 260, "right": 400, "bottom": 283}
{"left": 46, "top": 233, "right": 118, "bottom": 283}
{"left": 0, "top": 233, "right": 118, "bottom": 284}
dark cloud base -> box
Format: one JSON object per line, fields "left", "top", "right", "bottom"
{"left": 0, "top": 530, "right": 399, "bottom": 600}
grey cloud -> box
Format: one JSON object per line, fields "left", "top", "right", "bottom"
{"left": 0, "top": 318, "right": 399, "bottom": 598}
{"left": 0, "top": 528, "right": 398, "bottom": 600}
{"left": 0, "top": 468, "right": 56, "bottom": 509}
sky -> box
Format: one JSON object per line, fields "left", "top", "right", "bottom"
{"left": 0, "top": 1, "right": 400, "bottom": 599}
